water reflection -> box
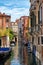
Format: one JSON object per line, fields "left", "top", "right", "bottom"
{"left": 10, "top": 45, "right": 21, "bottom": 65}
{"left": 11, "top": 59, "right": 20, "bottom": 65}
{"left": 28, "top": 53, "right": 41, "bottom": 65}
{"left": 0, "top": 60, "right": 4, "bottom": 65}
{"left": 0, "top": 43, "right": 42, "bottom": 65}
{"left": 23, "top": 46, "right": 41, "bottom": 65}
{"left": 23, "top": 46, "right": 28, "bottom": 65}
{"left": 4, "top": 40, "right": 22, "bottom": 65}
{"left": 4, "top": 58, "right": 10, "bottom": 65}
{"left": 0, "top": 55, "right": 11, "bottom": 65}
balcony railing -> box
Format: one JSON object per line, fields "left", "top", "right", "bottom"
{"left": 28, "top": 23, "right": 43, "bottom": 35}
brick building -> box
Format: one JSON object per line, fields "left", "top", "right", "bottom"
{"left": 16, "top": 16, "right": 30, "bottom": 42}
{"left": 0, "top": 12, "right": 11, "bottom": 47}
{"left": 20, "top": 16, "right": 30, "bottom": 41}
{"left": 11, "top": 21, "right": 18, "bottom": 42}
{"left": 0, "top": 12, "right": 11, "bottom": 29}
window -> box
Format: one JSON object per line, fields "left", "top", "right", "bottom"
{"left": 32, "top": 37, "right": 34, "bottom": 44}
{"left": 38, "top": 37, "right": 40, "bottom": 45}
{"left": 40, "top": 7, "right": 42, "bottom": 23}
{"left": 6, "top": 19, "right": 9, "bottom": 22}
{"left": 41, "top": 37, "right": 43, "bottom": 44}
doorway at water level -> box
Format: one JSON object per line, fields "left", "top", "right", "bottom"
{"left": 0, "top": 38, "right": 1, "bottom": 47}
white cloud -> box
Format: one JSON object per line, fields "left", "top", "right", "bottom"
{"left": 11, "top": 8, "right": 29, "bottom": 22}
{"left": 0, "top": 0, "right": 30, "bottom": 22}
{"left": 0, "top": 6, "right": 29, "bottom": 22}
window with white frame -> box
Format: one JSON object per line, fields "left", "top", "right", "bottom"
{"left": 40, "top": 7, "right": 42, "bottom": 23}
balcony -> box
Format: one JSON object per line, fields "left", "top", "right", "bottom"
{"left": 28, "top": 23, "right": 43, "bottom": 36}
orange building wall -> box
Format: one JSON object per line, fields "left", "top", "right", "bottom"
{"left": 0, "top": 13, "right": 11, "bottom": 47}
{"left": 0, "top": 17, "right": 2, "bottom": 28}
{"left": 0, "top": 13, "right": 11, "bottom": 29}
{"left": 15, "top": 16, "right": 30, "bottom": 41}
{"left": 21, "top": 16, "right": 30, "bottom": 40}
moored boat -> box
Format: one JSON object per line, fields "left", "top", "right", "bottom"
{"left": 0, "top": 47, "right": 12, "bottom": 59}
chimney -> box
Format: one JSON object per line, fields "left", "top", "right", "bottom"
{"left": 3, "top": 13, "right": 5, "bottom": 15}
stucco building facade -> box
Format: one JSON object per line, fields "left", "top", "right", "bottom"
{"left": 0, "top": 13, "right": 11, "bottom": 47}
{"left": 11, "top": 22, "right": 18, "bottom": 42}
{"left": 30, "top": 0, "right": 43, "bottom": 63}
{"left": 16, "top": 16, "right": 30, "bottom": 42}
{"left": 20, "top": 16, "right": 30, "bottom": 41}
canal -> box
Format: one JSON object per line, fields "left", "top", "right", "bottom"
{"left": 0, "top": 42, "right": 42, "bottom": 65}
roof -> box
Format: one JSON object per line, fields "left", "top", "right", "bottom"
{"left": 0, "top": 12, "right": 11, "bottom": 18}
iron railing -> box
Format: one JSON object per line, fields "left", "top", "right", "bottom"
{"left": 28, "top": 23, "right": 43, "bottom": 35}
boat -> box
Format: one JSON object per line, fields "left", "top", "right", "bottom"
{"left": 0, "top": 47, "right": 12, "bottom": 59}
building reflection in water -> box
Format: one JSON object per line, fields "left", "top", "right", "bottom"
{"left": 23, "top": 46, "right": 41, "bottom": 65}
{"left": 0, "top": 56, "right": 10, "bottom": 65}
{"left": 0, "top": 44, "right": 42, "bottom": 65}
{"left": 4, "top": 58, "right": 10, "bottom": 65}
{"left": 23, "top": 46, "right": 28, "bottom": 65}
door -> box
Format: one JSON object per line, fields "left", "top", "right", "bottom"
{"left": 0, "top": 39, "right": 1, "bottom": 46}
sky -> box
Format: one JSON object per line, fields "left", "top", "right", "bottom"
{"left": 0, "top": 0, "right": 30, "bottom": 22}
